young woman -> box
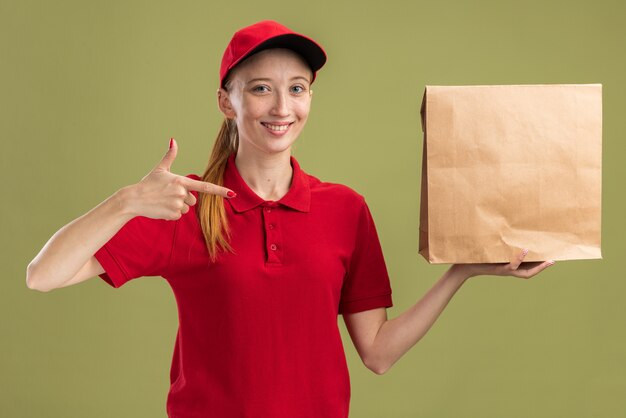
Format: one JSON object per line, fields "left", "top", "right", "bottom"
{"left": 26, "top": 20, "right": 554, "bottom": 418}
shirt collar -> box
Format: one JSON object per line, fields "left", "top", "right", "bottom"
{"left": 223, "top": 152, "right": 311, "bottom": 213}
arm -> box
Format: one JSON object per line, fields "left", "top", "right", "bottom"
{"left": 343, "top": 249, "right": 555, "bottom": 375}
{"left": 26, "top": 139, "right": 235, "bottom": 292}
{"left": 343, "top": 265, "right": 467, "bottom": 375}
{"left": 26, "top": 187, "right": 136, "bottom": 292}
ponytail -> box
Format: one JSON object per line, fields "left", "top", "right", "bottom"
{"left": 197, "top": 118, "right": 239, "bottom": 263}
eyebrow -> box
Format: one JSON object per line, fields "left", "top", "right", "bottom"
{"left": 246, "top": 76, "right": 311, "bottom": 85}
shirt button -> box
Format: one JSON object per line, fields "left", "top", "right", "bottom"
{"left": 269, "top": 223, "right": 274, "bottom": 229}
{"left": 265, "top": 207, "right": 272, "bottom": 213}
{"left": 270, "top": 244, "right": 277, "bottom": 251}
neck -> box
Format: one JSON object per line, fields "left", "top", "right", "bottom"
{"left": 234, "top": 149, "right": 293, "bottom": 201}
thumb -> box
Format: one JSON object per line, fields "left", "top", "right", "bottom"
{"left": 156, "top": 137, "right": 178, "bottom": 171}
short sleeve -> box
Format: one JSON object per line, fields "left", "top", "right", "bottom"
{"left": 94, "top": 214, "right": 178, "bottom": 288}
{"left": 338, "top": 198, "right": 393, "bottom": 315}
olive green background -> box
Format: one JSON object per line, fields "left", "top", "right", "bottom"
{"left": 2, "top": 0, "right": 625, "bottom": 417}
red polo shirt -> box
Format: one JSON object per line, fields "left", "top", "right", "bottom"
{"left": 94, "top": 152, "right": 393, "bottom": 418}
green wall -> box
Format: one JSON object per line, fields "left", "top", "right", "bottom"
{"left": 3, "top": 0, "right": 625, "bottom": 416}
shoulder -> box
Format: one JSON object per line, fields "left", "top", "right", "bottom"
{"left": 305, "top": 172, "right": 366, "bottom": 210}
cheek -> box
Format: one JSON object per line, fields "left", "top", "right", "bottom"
{"left": 294, "top": 101, "right": 311, "bottom": 120}
{"left": 238, "top": 100, "right": 266, "bottom": 122}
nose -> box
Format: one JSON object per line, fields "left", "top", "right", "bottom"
{"left": 270, "top": 90, "right": 289, "bottom": 117}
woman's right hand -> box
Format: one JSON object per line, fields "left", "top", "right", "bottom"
{"left": 122, "top": 138, "right": 236, "bottom": 220}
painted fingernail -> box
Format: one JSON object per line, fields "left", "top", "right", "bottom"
{"left": 227, "top": 191, "right": 236, "bottom": 198}
{"left": 169, "top": 138, "right": 174, "bottom": 149}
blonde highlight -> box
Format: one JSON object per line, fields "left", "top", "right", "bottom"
{"left": 197, "top": 117, "right": 239, "bottom": 263}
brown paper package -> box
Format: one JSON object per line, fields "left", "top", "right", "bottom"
{"left": 419, "top": 84, "right": 602, "bottom": 264}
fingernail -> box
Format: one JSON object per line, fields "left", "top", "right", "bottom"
{"left": 227, "top": 191, "right": 236, "bottom": 198}
{"left": 169, "top": 138, "right": 174, "bottom": 149}
{"left": 548, "top": 260, "right": 556, "bottom": 266}
{"left": 523, "top": 248, "right": 529, "bottom": 256}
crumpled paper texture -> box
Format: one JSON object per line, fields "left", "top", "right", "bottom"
{"left": 419, "top": 84, "right": 602, "bottom": 264}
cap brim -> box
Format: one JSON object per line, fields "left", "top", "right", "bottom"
{"left": 223, "top": 34, "right": 327, "bottom": 87}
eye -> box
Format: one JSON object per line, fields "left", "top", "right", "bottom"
{"left": 290, "top": 85, "right": 306, "bottom": 94}
{"left": 251, "top": 85, "right": 270, "bottom": 93}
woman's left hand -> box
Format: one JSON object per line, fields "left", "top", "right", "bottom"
{"left": 452, "top": 248, "right": 555, "bottom": 280}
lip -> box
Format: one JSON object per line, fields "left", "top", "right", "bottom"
{"left": 261, "top": 121, "right": 293, "bottom": 126}
{"left": 261, "top": 121, "right": 294, "bottom": 136}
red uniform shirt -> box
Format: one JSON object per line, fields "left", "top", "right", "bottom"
{"left": 94, "top": 152, "right": 393, "bottom": 418}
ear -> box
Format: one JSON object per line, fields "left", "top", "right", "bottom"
{"left": 217, "top": 88, "right": 236, "bottom": 119}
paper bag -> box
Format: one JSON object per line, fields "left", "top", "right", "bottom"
{"left": 418, "top": 84, "right": 602, "bottom": 264}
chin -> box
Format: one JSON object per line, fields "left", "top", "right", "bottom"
{"left": 240, "top": 130, "right": 300, "bottom": 156}
{"left": 264, "top": 144, "right": 295, "bottom": 155}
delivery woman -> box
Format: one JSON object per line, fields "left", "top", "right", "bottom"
{"left": 26, "top": 20, "right": 554, "bottom": 418}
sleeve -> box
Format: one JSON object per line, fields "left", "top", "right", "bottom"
{"left": 94, "top": 214, "right": 178, "bottom": 288}
{"left": 338, "top": 197, "right": 393, "bottom": 315}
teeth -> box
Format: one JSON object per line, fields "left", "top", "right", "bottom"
{"left": 263, "top": 123, "right": 290, "bottom": 131}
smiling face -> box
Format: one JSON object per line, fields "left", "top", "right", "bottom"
{"left": 218, "top": 48, "right": 313, "bottom": 157}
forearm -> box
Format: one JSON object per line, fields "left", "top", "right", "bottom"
{"left": 26, "top": 187, "right": 136, "bottom": 291}
{"left": 371, "top": 265, "right": 471, "bottom": 374}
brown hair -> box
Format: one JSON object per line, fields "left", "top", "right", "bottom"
{"left": 196, "top": 113, "right": 239, "bottom": 263}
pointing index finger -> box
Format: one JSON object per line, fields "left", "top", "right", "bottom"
{"left": 180, "top": 176, "right": 235, "bottom": 198}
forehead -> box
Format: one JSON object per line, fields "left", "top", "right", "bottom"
{"left": 230, "top": 48, "right": 312, "bottom": 81}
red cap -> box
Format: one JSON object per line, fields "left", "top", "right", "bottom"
{"left": 219, "top": 20, "right": 327, "bottom": 88}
